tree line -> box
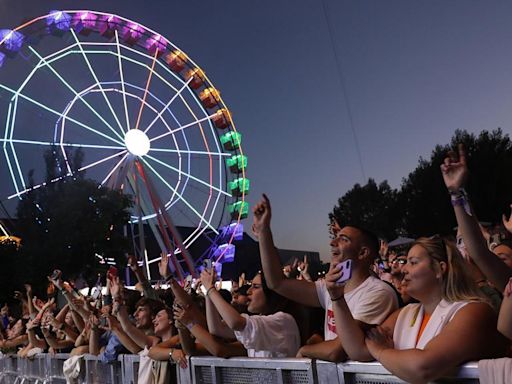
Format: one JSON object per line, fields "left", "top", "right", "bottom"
{"left": 330, "top": 128, "right": 512, "bottom": 240}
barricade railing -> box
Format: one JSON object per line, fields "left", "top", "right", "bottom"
{"left": 0, "top": 353, "right": 482, "bottom": 383}
{"left": 190, "top": 356, "right": 315, "bottom": 384}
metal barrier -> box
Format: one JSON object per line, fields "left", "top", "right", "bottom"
{"left": 84, "top": 355, "right": 122, "bottom": 384}
{"left": 190, "top": 357, "right": 315, "bottom": 384}
{"left": 46, "top": 353, "right": 73, "bottom": 384}
{"left": 0, "top": 354, "right": 482, "bottom": 383}
{"left": 0, "top": 355, "right": 19, "bottom": 384}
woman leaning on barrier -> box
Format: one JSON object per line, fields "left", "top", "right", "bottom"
{"left": 201, "top": 267, "right": 301, "bottom": 358}
{"left": 326, "top": 233, "right": 509, "bottom": 383}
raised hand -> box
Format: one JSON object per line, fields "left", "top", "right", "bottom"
{"left": 105, "top": 314, "right": 121, "bottom": 331}
{"left": 200, "top": 267, "right": 216, "bottom": 291}
{"left": 238, "top": 273, "right": 246, "bottom": 287}
{"left": 440, "top": 143, "right": 468, "bottom": 192}
{"left": 282, "top": 264, "right": 293, "bottom": 278}
{"left": 298, "top": 255, "right": 311, "bottom": 281}
{"left": 24, "top": 284, "right": 33, "bottom": 296}
{"left": 252, "top": 194, "right": 272, "bottom": 239}
{"left": 158, "top": 252, "right": 170, "bottom": 279}
{"left": 27, "top": 317, "right": 41, "bottom": 330}
{"left": 109, "top": 276, "right": 123, "bottom": 299}
{"left": 126, "top": 254, "right": 140, "bottom": 272}
{"left": 89, "top": 314, "right": 100, "bottom": 330}
{"left": 502, "top": 205, "right": 512, "bottom": 234}
{"left": 325, "top": 262, "right": 345, "bottom": 300}
{"left": 48, "top": 270, "right": 63, "bottom": 290}
{"left": 41, "top": 312, "right": 53, "bottom": 329}
{"left": 379, "top": 240, "right": 389, "bottom": 259}
{"left": 173, "top": 303, "right": 194, "bottom": 328}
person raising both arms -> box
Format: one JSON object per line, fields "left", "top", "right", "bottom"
{"left": 252, "top": 194, "right": 398, "bottom": 361}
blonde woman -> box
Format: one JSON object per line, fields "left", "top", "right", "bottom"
{"left": 327, "top": 236, "right": 508, "bottom": 383}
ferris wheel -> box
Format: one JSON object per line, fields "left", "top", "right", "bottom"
{"left": 0, "top": 10, "right": 249, "bottom": 280}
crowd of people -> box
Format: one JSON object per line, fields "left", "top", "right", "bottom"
{"left": 1, "top": 144, "right": 512, "bottom": 383}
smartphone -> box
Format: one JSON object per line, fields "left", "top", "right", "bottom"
{"left": 336, "top": 259, "right": 352, "bottom": 285}
{"left": 50, "top": 269, "right": 61, "bottom": 280}
{"left": 100, "top": 316, "right": 108, "bottom": 328}
{"left": 202, "top": 259, "right": 212, "bottom": 270}
{"left": 91, "top": 287, "right": 101, "bottom": 300}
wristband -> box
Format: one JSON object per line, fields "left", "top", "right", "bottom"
{"left": 330, "top": 295, "right": 343, "bottom": 302}
{"left": 186, "top": 321, "right": 197, "bottom": 331}
{"left": 450, "top": 188, "right": 472, "bottom": 216}
{"left": 206, "top": 287, "right": 215, "bottom": 296}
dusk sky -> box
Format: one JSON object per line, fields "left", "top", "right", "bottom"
{"left": 1, "top": 1, "right": 512, "bottom": 262}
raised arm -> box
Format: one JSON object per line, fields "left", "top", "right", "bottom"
{"left": 111, "top": 276, "right": 159, "bottom": 349}
{"left": 252, "top": 194, "right": 320, "bottom": 307}
{"left": 441, "top": 144, "right": 512, "bottom": 290}
{"left": 201, "top": 268, "right": 246, "bottom": 331}
{"left": 88, "top": 314, "right": 101, "bottom": 355}
{"left": 105, "top": 314, "right": 141, "bottom": 354}
{"left": 127, "top": 255, "right": 159, "bottom": 300}
{"left": 26, "top": 318, "right": 47, "bottom": 350}
{"left": 176, "top": 302, "right": 246, "bottom": 357}
{"left": 205, "top": 293, "right": 236, "bottom": 339}
{"left": 24, "top": 284, "right": 37, "bottom": 319}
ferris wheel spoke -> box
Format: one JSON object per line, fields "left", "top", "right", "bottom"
{"left": 149, "top": 112, "right": 218, "bottom": 143}
{"left": 77, "top": 149, "right": 128, "bottom": 173}
{"left": 114, "top": 31, "right": 131, "bottom": 133}
{"left": 70, "top": 29, "right": 126, "bottom": 135}
{"left": 0, "top": 139, "right": 125, "bottom": 151}
{"left": 143, "top": 76, "right": 194, "bottom": 135}
{"left": 134, "top": 50, "right": 159, "bottom": 131}
{"left": 150, "top": 147, "right": 230, "bottom": 157}
{"left": 28, "top": 46, "right": 125, "bottom": 143}
{"left": 7, "top": 149, "right": 128, "bottom": 200}
{"left": 100, "top": 152, "right": 129, "bottom": 187}
{"left": 140, "top": 157, "right": 219, "bottom": 234}
{"left": 0, "top": 83, "right": 125, "bottom": 146}
{"left": 145, "top": 154, "right": 230, "bottom": 197}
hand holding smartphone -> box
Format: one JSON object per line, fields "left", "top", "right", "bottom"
{"left": 335, "top": 259, "right": 352, "bottom": 285}
{"left": 202, "top": 259, "right": 212, "bottom": 270}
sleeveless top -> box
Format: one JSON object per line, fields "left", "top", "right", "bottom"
{"left": 393, "top": 299, "right": 469, "bottom": 349}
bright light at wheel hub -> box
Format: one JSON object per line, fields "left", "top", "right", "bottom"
{"left": 124, "top": 129, "right": 150, "bottom": 156}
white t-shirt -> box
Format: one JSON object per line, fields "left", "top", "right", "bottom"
{"left": 316, "top": 276, "right": 399, "bottom": 340}
{"left": 234, "top": 312, "right": 300, "bottom": 357}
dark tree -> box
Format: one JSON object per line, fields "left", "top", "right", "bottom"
{"left": 330, "top": 178, "right": 400, "bottom": 240}
{"left": 0, "top": 239, "right": 24, "bottom": 306}
{"left": 400, "top": 128, "right": 512, "bottom": 237}
{"left": 12, "top": 148, "right": 133, "bottom": 294}
{"left": 330, "top": 128, "right": 512, "bottom": 240}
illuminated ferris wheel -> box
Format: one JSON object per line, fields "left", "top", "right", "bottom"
{"left": 0, "top": 10, "right": 249, "bottom": 280}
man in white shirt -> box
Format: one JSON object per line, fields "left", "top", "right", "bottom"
{"left": 252, "top": 194, "right": 398, "bottom": 361}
